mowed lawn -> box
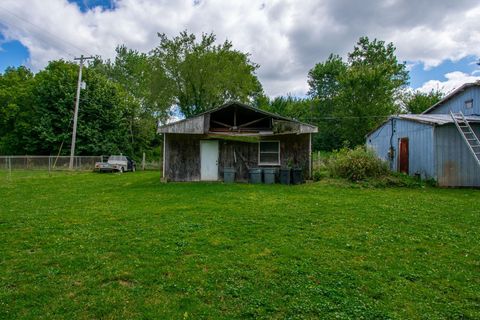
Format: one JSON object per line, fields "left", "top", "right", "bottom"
{"left": 0, "top": 171, "right": 479, "bottom": 319}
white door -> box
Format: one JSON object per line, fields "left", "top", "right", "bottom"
{"left": 200, "top": 140, "right": 219, "bottom": 181}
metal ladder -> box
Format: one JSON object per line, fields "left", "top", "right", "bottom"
{"left": 450, "top": 111, "right": 480, "bottom": 167}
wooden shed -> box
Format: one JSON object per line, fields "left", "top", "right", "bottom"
{"left": 157, "top": 102, "right": 318, "bottom": 182}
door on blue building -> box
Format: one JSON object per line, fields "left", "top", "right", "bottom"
{"left": 398, "top": 138, "right": 409, "bottom": 174}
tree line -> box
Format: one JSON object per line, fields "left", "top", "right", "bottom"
{"left": 0, "top": 31, "right": 443, "bottom": 158}
{"left": 258, "top": 37, "right": 443, "bottom": 150}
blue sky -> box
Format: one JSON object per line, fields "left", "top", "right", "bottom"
{"left": 0, "top": 0, "right": 112, "bottom": 71}
{"left": 1, "top": 0, "right": 480, "bottom": 96}
{"left": 71, "top": 0, "right": 114, "bottom": 12}
{"left": 0, "top": 36, "right": 29, "bottom": 71}
{"left": 408, "top": 56, "right": 479, "bottom": 89}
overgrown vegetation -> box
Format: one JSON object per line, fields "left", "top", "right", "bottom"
{"left": 328, "top": 146, "right": 389, "bottom": 181}
{"left": 312, "top": 147, "right": 433, "bottom": 187}
{"left": 0, "top": 171, "right": 479, "bottom": 318}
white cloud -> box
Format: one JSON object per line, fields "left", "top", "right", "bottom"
{"left": 1, "top": 0, "right": 480, "bottom": 97}
{"left": 418, "top": 71, "right": 480, "bottom": 94}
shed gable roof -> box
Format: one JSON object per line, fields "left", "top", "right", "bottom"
{"left": 157, "top": 101, "right": 318, "bottom": 134}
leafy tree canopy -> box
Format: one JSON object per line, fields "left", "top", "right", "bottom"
{"left": 307, "top": 36, "right": 409, "bottom": 149}
{"left": 0, "top": 31, "right": 263, "bottom": 158}
{"left": 0, "top": 66, "right": 35, "bottom": 154}
{"left": 401, "top": 89, "right": 444, "bottom": 114}
{"left": 150, "top": 31, "right": 263, "bottom": 118}
{"left": 0, "top": 61, "right": 133, "bottom": 156}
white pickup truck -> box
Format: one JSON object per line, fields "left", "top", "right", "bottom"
{"left": 95, "top": 155, "right": 136, "bottom": 173}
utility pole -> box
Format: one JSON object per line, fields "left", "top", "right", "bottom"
{"left": 69, "top": 55, "right": 94, "bottom": 170}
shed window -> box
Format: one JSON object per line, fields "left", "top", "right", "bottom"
{"left": 259, "top": 141, "right": 280, "bottom": 165}
{"left": 465, "top": 99, "right": 473, "bottom": 109}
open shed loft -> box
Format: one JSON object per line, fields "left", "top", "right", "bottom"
{"left": 157, "top": 102, "right": 317, "bottom": 136}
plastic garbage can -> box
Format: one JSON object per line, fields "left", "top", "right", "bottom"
{"left": 279, "top": 168, "right": 291, "bottom": 185}
{"left": 248, "top": 168, "right": 262, "bottom": 184}
{"left": 291, "top": 168, "right": 303, "bottom": 185}
{"left": 223, "top": 167, "right": 235, "bottom": 183}
{"left": 263, "top": 168, "right": 277, "bottom": 184}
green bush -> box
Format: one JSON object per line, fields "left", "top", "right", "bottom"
{"left": 328, "top": 146, "right": 389, "bottom": 181}
{"left": 312, "top": 168, "right": 329, "bottom": 181}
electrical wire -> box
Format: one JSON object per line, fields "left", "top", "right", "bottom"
{"left": 302, "top": 115, "right": 396, "bottom": 120}
{"left": 0, "top": 4, "right": 94, "bottom": 58}
{"left": 367, "top": 124, "right": 434, "bottom": 140}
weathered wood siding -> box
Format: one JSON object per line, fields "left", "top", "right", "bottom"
{"left": 165, "top": 134, "right": 201, "bottom": 181}
{"left": 158, "top": 115, "right": 205, "bottom": 134}
{"left": 164, "top": 133, "right": 311, "bottom": 182}
{"left": 278, "top": 134, "right": 310, "bottom": 173}
{"left": 218, "top": 140, "right": 257, "bottom": 181}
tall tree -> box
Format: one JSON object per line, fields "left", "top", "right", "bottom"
{"left": 0, "top": 67, "right": 35, "bottom": 154}
{"left": 25, "top": 60, "right": 132, "bottom": 155}
{"left": 401, "top": 89, "right": 444, "bottom": 114}
{"left": 93, "top": 46, "right": 160, "bottom": 158}
{"left": 307, "top": 54, "right": 347, "bottom": 150}
{"left": 308, "top": 37, "right": 409, "bottom": 149}
{"left": 257, "top": 95, "right": 314, "bottom": 122}
{"left": 150, "top": 31, "right": 263, "bottom": 117}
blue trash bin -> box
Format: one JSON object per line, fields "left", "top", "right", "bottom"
{"left": 248, "top": 168, "right": 262, "bottom": 184}
{"left": 223, "top": 167, "right": 235, "bottom": 183}
{"left": 263, "top": 168, "right": 277, "bottom": 184}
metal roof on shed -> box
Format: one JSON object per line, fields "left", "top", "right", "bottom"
{"left": 366, "top": 114, "right": 480, "bottom": 138}
{"left": 397, "top": 114, "right": 480, "bottom": 125}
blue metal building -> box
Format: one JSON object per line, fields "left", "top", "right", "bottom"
{"left": 367, "top": 82, "right": 480, "bottom": 187}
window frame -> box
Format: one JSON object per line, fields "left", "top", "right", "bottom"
{"left": 258, "top": 140, "right": 281, "bottom": 166}
{"left": 465, "top": 99, "right": 473, "bottom": 109}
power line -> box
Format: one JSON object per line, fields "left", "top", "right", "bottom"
{"left": 302, "top": 115, "right": 395, "bottom": 120}
{"left": 0, "top": 4, "right": 94, "bottom": 58}
{"left": 368, "top": 123, "right": 434, "bottom": 140}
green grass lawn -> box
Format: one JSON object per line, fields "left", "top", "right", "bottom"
{"left": 0, "top": 171, "right": 479, "bottom": 319}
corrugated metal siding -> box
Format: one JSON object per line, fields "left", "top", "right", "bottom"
{"left": 428, "top": 87, "right": 480, "bottom": 115}
{"left": 435, "top": 124, "right": 480, "bottom": 187}
{"left": 367, "top": 121, "right": 394, "bottom": 163}
{"left": 367, "top": 119, "right": 435, "bottom": 179}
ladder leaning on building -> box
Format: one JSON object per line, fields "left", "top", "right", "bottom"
{"left": 450, "top": 111, "right": 480, "bottom": 167}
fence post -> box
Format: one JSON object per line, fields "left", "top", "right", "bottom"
{"left": 8, "top": 156, "right": 11, "bottom": 179}
{"left": 142, "top": 152, "right": 146, "bottom": 171}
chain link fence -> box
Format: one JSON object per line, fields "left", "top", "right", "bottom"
{"left": 1, "top": 156, "right": 102, "bottom": 172}
{"left": 0, "top": 155, "right": 163, "bottom": 173}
